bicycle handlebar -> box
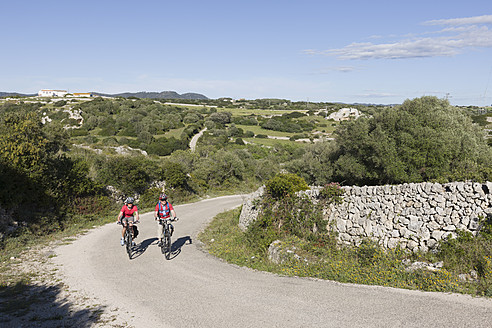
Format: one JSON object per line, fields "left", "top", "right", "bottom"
{"left": 117, "top": 220, "right": 140, "bottom": 225}
{"left": 157, "top": 217, "right": 178, "bottom": 221}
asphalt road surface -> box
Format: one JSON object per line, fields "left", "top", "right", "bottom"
{"left": 55, "top": 195, "right": 492, "bottom": 327}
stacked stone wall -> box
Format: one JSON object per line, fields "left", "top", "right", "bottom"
{"left": 239, "top": 181, "right": 492, "bottom": 252}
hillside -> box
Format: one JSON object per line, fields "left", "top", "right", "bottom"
{"left": 0, "top": 92, "right": 36, "bottom": 97}
{"left": 93, "top": 91, "right": 208, "bottom": 100}
{"left": 0, "top": 90, "right": 208, "bottom": 100}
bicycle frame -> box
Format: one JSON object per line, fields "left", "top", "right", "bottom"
{"left": 122, "top": 221, "right": 136, "bottom": 259}
{"left": 158, "top": 218, "right": 173, "bottom": 259}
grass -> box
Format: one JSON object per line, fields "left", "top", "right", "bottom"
{"left": 235, "top": 124, "right": 293, "bottom": 138}
{"left": 156, "top": 126, "right": 185, "bottom": 139}
{"left": 199, "top": 207, "right": 490, "bottom": 296}
{"left": 243, "top": 137, "right": 297, "bottom": 147}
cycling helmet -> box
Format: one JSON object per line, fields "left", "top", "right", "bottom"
{"left": 159, "top": 193, "right": 167, "bottom": 201}
{"left": 125, "top": 197, "right": 135, "bottom": 204}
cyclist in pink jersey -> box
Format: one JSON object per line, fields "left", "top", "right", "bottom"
{"left": 117, "top": 197, "right": 140, "bottom": 246}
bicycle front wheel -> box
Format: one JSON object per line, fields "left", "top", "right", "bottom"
{"left": 125, "top": 230, "right": 132, "bottom": 258}
{"left": 164, "top": 232, "right": 171, "bottom": 260}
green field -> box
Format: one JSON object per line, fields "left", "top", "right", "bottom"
{"left": 235, "top": 124, "right": 294, "bottom": 138}
{"left": 220, "top": 108, "right": 309, "bottom": 116}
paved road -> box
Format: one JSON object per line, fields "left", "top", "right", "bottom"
{"left": 55, "top": 195, "right": 492, "bottom": 327}
{"left": 189, "top": 128, "right": 207, "bottom": 152}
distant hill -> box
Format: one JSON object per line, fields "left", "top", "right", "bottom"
{"left": 0, "top": 92, "right": 36, "bottom": 97}
{"left": 1, "top": 90, "right": 208, "bottom": 100}
{"left": 93, "top": 91, "right": 209, "bottom": 100}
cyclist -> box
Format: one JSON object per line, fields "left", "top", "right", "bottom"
{"left": 154, "top": 193, "right": 177, "bottom": 246}
{"left": 117, "top": 197, "right": 140, "bottom": 246}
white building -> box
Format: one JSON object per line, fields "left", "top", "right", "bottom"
{"left": 38, "top": 89, "right": 68, "bottom": 97}
{"left": 72, "top": 92, "right": 94, "bottom": 97}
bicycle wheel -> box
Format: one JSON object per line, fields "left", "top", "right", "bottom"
{"left": 125, "top": 230, "right": 132, "bottom": 258}
{"left": 164, "top": 231, "right": 171, "bottom": 260}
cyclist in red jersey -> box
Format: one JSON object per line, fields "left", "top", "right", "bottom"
{"left": 154, "top": 193, "right": 176, "bottom": 246}
{"left": 117, "top": 197, "right": 140, "bottom": 246}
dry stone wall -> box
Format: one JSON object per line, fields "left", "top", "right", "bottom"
{"left": 239, "top": 181, "right": 492, "bottom": 252}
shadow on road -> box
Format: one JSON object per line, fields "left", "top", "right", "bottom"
{"left": 167, "top": 236, "right": 193, "bottom": 260}
{"left": 130, "top": 237, "right": 157, "bottom": 260}
{"left": 0, "top": 281, "right": 105, "bottom": 327}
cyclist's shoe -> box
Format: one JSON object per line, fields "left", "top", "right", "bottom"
{"left": 120, "top": 237, "right": 124, "bottom": 246}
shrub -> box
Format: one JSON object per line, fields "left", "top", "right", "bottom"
{"left": 436, "top": 217, "right": 492, "bottom": 295}
{"left": 95, "top": 156, "right": 153, "bottom": 194}
{"left": 244, "top": 130, "right": 255, "bottom": 138}
{"left": 139, "top": 187, "right": 161, "bottom": 209}
{"left": 319, "top": 182, "right": 344, "bottom": 204}
{"left": 161, "top": 161, "right": 189, "bottom": 189}
{"left": 265, "top": 173, "right": 308, "bottom": 199}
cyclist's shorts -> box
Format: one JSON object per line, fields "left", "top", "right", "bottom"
{"left": 121, "top": 216, "right": 135, "bottom": 224}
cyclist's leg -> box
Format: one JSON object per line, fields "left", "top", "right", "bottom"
{"left": 128, "top": 218, "right": 136, "bottom": 245}
{"left": 121, "top": 218, "right": 128, "bottom": 245}
{"left": 122, "top": 218, "right": 128, "bottom": 237}
{"left": 157, "top": 219, "right": 164, "bottom": 244}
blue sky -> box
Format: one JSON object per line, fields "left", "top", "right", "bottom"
{"left": 1, "top": 0, "right": 492, "bottom": 106}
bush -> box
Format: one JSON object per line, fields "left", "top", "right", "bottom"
{"left": 95, "top": 156, "right": 154, "bottom": 194}
{"left": 139, "top": 187, "right": 161, "bottom": 209}
{"left": 265, "top": 173, "right": 308, "bottom": 199}
{"left": 69, "top": 128, "right": 89, "bottom": 137}
{"left": 319, "top": 182, "right": 344, "bottom": 204}
{"left": 161, "top": 161, "right": 189, "bottom": 189}
{"left": 436, "top": 217, "right": 492, "bottom": 295}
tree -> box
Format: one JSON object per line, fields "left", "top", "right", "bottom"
{"left": 0, "top": 112, "right": 49, "bottom": 172}
{"left": 209, "top": 112, "right": 232, "bottom": 125}
{"left": 332, "top": 96, "right": 492, "bottom": 185}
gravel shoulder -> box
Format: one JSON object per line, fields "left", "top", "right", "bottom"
{"left": 0, "top": 235, "right": 134, "bottom": 327}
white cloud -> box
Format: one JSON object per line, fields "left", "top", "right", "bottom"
{"left": 317, "top": 66, "right": 359, "bottom": 73}
{"left": 308, "top": 15, "right": 492, "bottom": 60}
{"left": 354, "top": 91, "right": 400, "bottom": 98}
{"left": 424, "top": 14, "right": 492, "bottom": 26}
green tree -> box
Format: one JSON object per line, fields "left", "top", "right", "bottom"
{"left": 0, "top": 112, "right": 50, "bottom": 173}
{"left": 332, "top": 96, "right": 492, "bottom": 184}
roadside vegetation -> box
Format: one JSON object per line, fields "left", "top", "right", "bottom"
{"left": 200, "top": 175, "right": 492, "bottom": 297}
{"left": 0, "top": 94, "right": 491, "bottom": 299}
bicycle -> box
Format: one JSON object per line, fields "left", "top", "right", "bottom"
{"left": 118, "top": 220, "right": 139, "bottom": 259}
{"left": 158, "top": 217, "right": 178, "bottom": 260}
